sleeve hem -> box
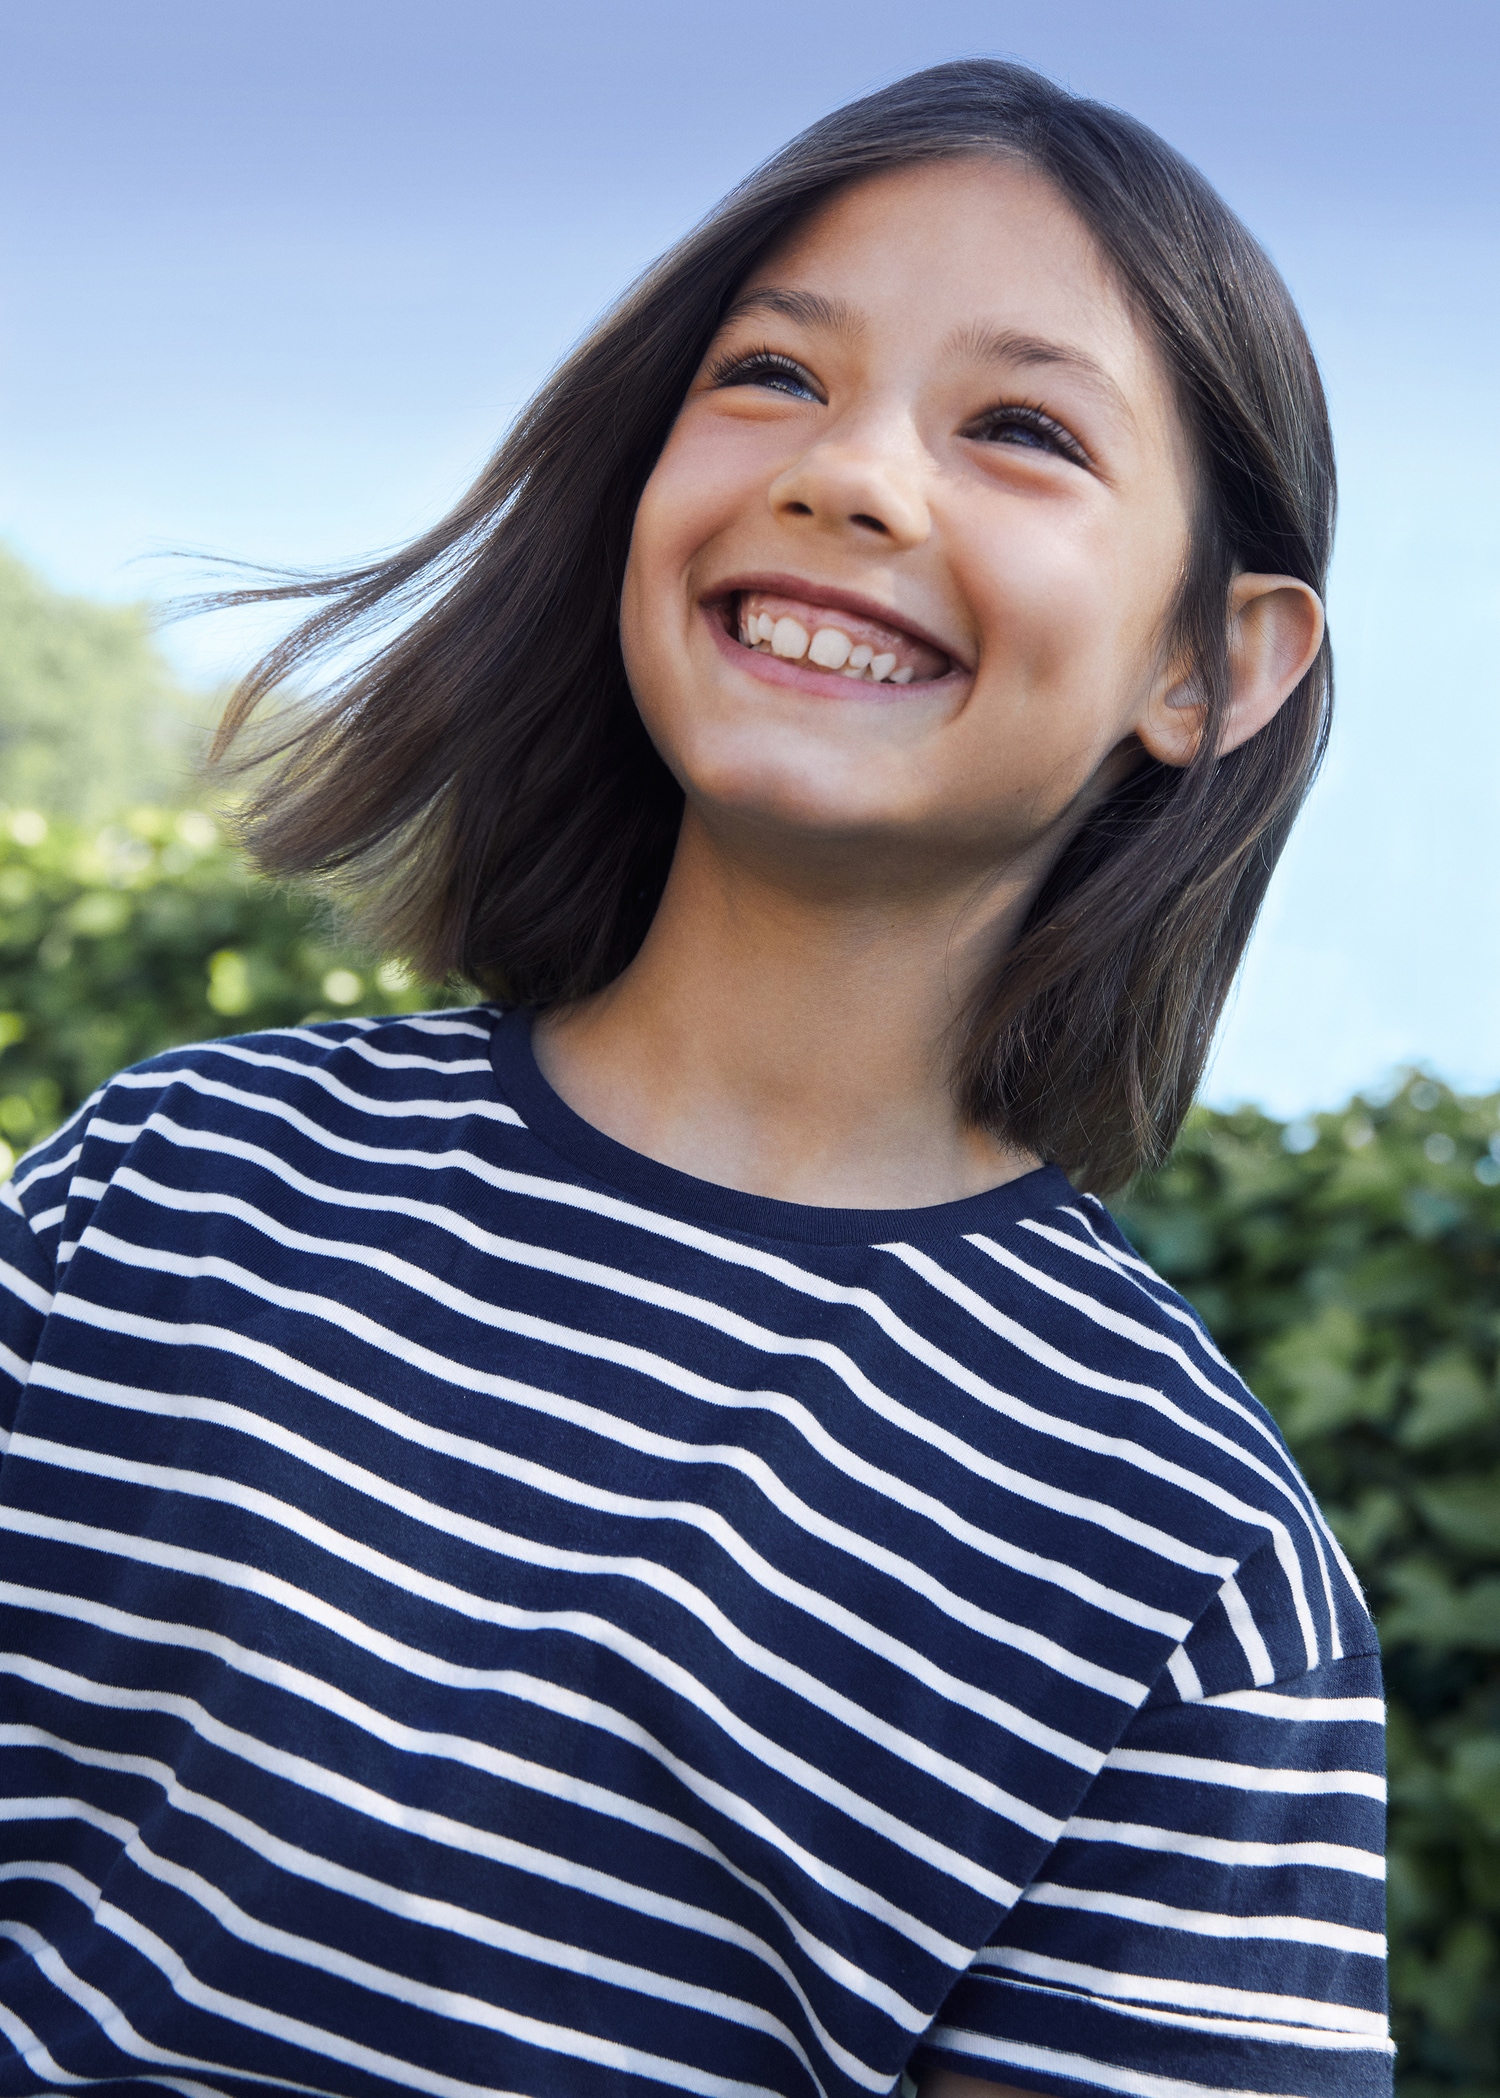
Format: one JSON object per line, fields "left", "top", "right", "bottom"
{"left": 911, "top": 1974, "right": 1393, "bottom": 2098}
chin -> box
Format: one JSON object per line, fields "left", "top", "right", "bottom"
{"left": 681, "top": 730, "right": 928, "bottom": 838}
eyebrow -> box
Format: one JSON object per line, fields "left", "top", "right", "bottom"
{"left": 944, "top": 322, "right": 1134, "bottom": 422}
{"left": 717, "top": 287, "right": 864, "bottom": 337}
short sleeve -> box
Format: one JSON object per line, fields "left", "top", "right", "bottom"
{"left": 910, "top": 1650, "right": 1391, "bottom": 2098}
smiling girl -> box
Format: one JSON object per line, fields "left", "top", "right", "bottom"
{"left": 0, "top": 59, "right": 1388, "bottom": 2098}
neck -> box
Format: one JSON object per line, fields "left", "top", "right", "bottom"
{"left": 533, "top": 806, "right": 1045, "bottom": 1209}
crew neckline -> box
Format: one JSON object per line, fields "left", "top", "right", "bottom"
{"left": 485, "top": 1006, "right": 1074, "bottom": 1247}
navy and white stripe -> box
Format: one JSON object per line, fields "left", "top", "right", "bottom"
{"left": 0, "top": 1006, "right": 1389, "bottom": 2097}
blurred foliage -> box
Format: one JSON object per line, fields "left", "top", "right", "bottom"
{"left": 1122, "top": 1095, "right": 1500, "bottom": 2096}
{"left": 0, "top": 548, "right": 210, "bottom": 820}
{"left": 0, "top": 805, "right": 449, "bottom": 1173}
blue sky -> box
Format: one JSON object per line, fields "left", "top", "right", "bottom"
{"left": 1, "top": 0, "right": 1496, "bottom": 1113}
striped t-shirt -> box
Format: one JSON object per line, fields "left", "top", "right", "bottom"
{"left": 0, "top": 1006, "right": 1390, "bottom": 2098}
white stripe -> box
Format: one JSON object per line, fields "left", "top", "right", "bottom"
{"left": 975, "top": 1943, "right": 1390, "bottom": 2035}
{"left": 0, "top": 1793, "right": 134, "bottom": 1840}
{"left": 398, "top": 1013, "right": 494, "bottom": 1038}
{"left": 99, "top": 1076, "right": 1237, "bottom": 1588}
{"left": 1204, "top": 1688, "right": 1385, "bottom": 1723}
{"left": 0, "top": 1338, "right": 32, "bottom": 1390}
{"left": 124, "top": 1114, "right": 1197, "bottom": 1643}
{"left": 104, "top": 1042, "right": 524, "bottom": 1127}
{"left": 942, "top": 1986, "right": 1393, "bottom": 2049}
{"left": 27, "top": 1203, "right": 64, "bottom": 1233}
{"left": 12, "top": 1139, "right": 84, "bottom": 1198}
{"left": 7, "top": 1868, "right": 769, "bottom": 2098}
{"left": 0, "top": 1502, "right": 1032, "bottom": 1904}
{"left": 0, "top": 1689, "right": 928, "bottom": 2038}
{"left": 1022, "top": 1878, "right": 1386, "bottom": 1956}
{"left": 8, "top": 1810, "right": 852, "bottom": 2092}
{"left": 1, "top": 1728, "right": 895, "bottom": 2079}
{"left": 0, "top": 1619, "right": 970, "bottom": 1981}
{"left": 1217, "top": 1576, "right": 1276, "bottom": 1687}
{"left": 1042, "top": 1206, "right": 1378, "bottom": 1641}
{"left": 971, "top": 1225, "right": 1348, "bottom": 1665}
{"left": 36, "top": 1349, "right": 1140, "bottom": 1761}
{"left": 270, "top": 1026, "right": 493, "bottom": 1075}
{"left": 10, "top": 1083, "right": 104, "bottom": 1194}
{"left": 885, "top": 1242, "right": 1323, "bottom": 1672}
{"left": 0, "top": 1667, "right": 933, "bottom": 2036}
{"left": 1061, "top": 1191, "right": 1376, "bottom": 1644}
{"left": 918, "top": 2023, "right": 1387, "bottom": 2098}
{"left": 126, "top": 1834, "right": 833, "bottom": 2089}
{"left": 1165, "top": 1645, "right": 1203, "bottom": 1702}
{"left": 0, "top": 1254, "right": 52, "bottom": 1315}
{"left": 1060, "top": 1814, "right": 1385, "bottom": 1880}
{"left": 0, "top": 1915, "right": 315, "bottom": 2095}
{"left": 0, "top": 1993, "right": 87, "bottom": 2085}
{"left": 117, "top": 1116, "right": 1216, "bottom": 1636}
{"left": 970, "top": 1229, "right": 1301, "bottom": 1469}
{"left": 1021, "top": 1213, "right": 1233, "bottom": 1370}
{"left": 1106, "top": 1746, "right": 1385, "bottom": 1800}
{"left": 12, "top": 1423, "right": 1092, "bottom": 1816}
{"left": 62, "top": 1217, "right": 1154, "bottom": 1708}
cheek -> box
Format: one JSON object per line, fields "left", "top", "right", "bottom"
{"left": 621, "top": 435, "right": 733, "bottom": 671}
{"left": 959, "top": 499, "right": 1182, "bottom": 713}
{"left": 631, "top": 417, "right": 756, "bottom": 586}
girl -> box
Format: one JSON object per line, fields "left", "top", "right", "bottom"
{"left": 0, "top": 59, "right": 1388, "bottom": 2098}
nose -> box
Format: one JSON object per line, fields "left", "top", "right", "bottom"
{"left": 766, "top": 408, "right": 933, "bottom": 550}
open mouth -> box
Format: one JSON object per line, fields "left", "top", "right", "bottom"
{"left": 722, "top": 589, "right": 954, "bottom": 687}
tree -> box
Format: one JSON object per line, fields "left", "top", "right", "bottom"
{"left": 0, "top": 547, "right": 207, "bottom": 820}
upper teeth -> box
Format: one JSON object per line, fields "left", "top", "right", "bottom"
{"left": 742, "top": 612, "right": 918, "bottom": 683}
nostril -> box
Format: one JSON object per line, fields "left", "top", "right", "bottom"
{"left": 850, "top": 513, "right": 889, "bottom": 535}
{"left": 784, "top": 500, "right": 814, "bottom": 517}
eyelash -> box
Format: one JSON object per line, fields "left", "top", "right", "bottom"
{"left": 706, "top": 348, "right": 1090, "bottom": 468}
{"left": 966, "top": 402, "right": 1090, "bottom": 468}
{"left": 706, "top": 346, "right": 822, "bottom": 399}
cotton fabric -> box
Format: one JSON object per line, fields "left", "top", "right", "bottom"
{"left": 0, "top": 1007, "right": 1390, "bottom": 2098}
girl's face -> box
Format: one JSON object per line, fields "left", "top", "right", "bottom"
{"left": 620, "top": 156, "right": 1198, "bottom": 883}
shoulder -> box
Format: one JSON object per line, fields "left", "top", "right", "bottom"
{"left": 4, "top": 1006, "right": 508, "bottom": 1263}
{"left": 881, "top": 1181, "right": 1377, "bottom": 1680}
{"left": 890, "top": 1179, "right": 1288, "bottom": 1474}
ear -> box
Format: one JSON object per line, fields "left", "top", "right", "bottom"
{"left": 1138, "top": 573, "right": 1326, "bottom": 769}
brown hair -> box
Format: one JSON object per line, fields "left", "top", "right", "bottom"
{"left": 209, "top": 58, "right": 1334, "bottom": 1192}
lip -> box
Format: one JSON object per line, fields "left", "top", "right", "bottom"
{"left": 705, "top": 571, "right": 971, "bottom": 675}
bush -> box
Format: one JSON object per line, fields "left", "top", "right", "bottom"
{"left": 1121, "top": 1097, "right": 1500, "bottom": 2095}
{"left": 0, "top": 805, "right": 447, "bottom": 1172}
{"left": 3, "top": 799, "right": 1496, "bottom": 2090}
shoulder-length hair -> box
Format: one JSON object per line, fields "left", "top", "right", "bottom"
{"left": 210, "top": 57, "right": 1334, "bottom": 1193}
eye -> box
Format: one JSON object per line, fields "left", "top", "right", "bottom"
{"left": 706, "top": 347, "right": 823, "bottom": 402}
{"left": 965, "top": 402, "right": 1090, "bottom": 469}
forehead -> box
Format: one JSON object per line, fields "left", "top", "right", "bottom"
{"left": 740, "top": 156, "right": 1169, "bottom": 409}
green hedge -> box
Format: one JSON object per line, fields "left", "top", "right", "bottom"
{"left": 0, "top": 806, "right": 446, "bottom": 1172}
{"left": 1121, "top": 1099, "right": 1500, "bottom": 2094}
{"left": 3, "top": 805, "right": 1498, "bottom": 2090}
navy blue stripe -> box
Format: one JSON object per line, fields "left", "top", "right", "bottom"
{"left": 0, "top": 1009, "right": 1389, "bottom": 2098}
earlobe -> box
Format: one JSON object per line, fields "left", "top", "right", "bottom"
{"left": 1137, "top": 574, "right": 1325, "bottom": 769}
